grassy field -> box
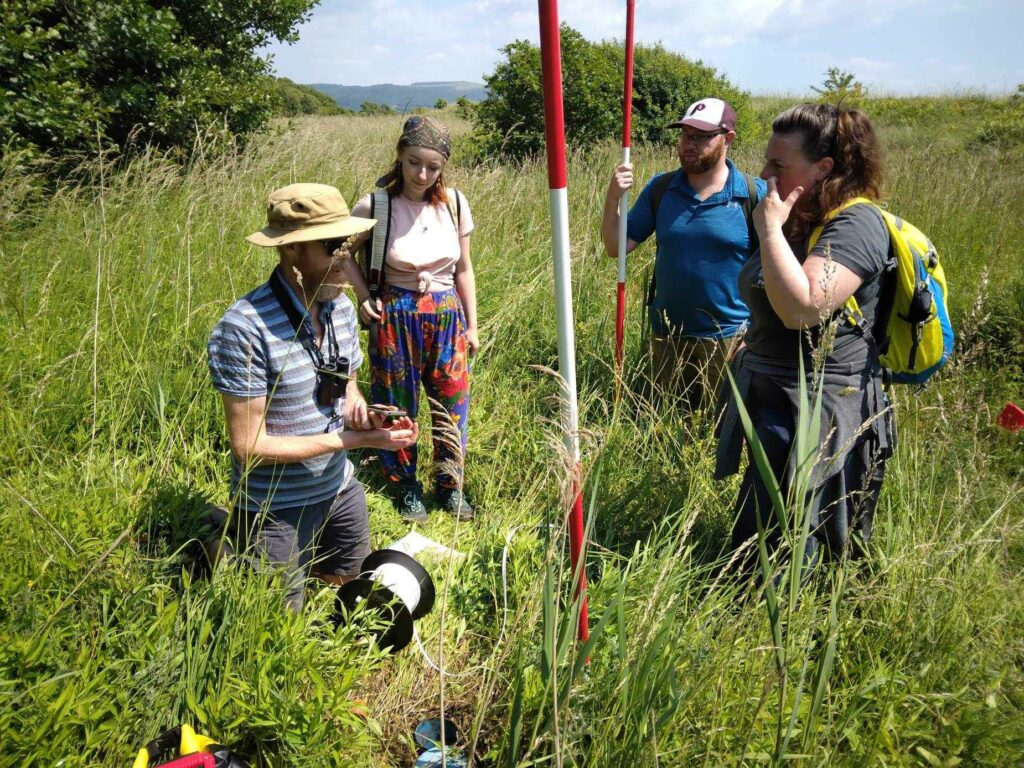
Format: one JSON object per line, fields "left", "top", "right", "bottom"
{"left": 1, "top": 100, "right": 1022, "bottom": 766}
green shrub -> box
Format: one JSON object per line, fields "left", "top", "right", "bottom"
{"left": 470, "top": 24, "right": 755, "bottom": 161}
{"left": 269, "top": 78, "right": 348, "bottom": 117}
{"left": 455, "top": 95, "right": 476, "bottom": 119}
{"left": 811, "top": 66, "right": 866, "bottom": 109}
{"left": 0, "top": 0, "right": 317, "bottom": 170}
{"left": 359, "top": 101, "right": 396, "bottom": 116}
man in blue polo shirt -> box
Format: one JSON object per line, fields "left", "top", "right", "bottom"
{"left": 602, "top": 97, "right": 766, "bottom": 410}
{"left": 208, "top": 183, "right": 419, "bottom": 610}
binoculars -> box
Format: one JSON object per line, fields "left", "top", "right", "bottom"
{"left": 317, "top": 358, "right": 350, "bottom": 406}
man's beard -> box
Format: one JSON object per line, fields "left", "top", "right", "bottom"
{"left": 315, "top": 282, "right": 346, "bottom": 302}
{"left": 680, "top": 142, "right": 725, "bottom": 174}
{"left": 293, "top": 263, "right": 348, "bottom": 303}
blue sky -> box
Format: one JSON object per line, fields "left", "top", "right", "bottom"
{"left": 265, "top": 0, "right": 1023, "bottom": 95}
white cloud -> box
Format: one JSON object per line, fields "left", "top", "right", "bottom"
{"left": 846, "top": 57, "right": 894, "bottom": 75}
{"left": 264, "top": 0, "right": 1020, "bottom": 94}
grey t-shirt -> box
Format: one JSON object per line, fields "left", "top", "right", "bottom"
{"left": 739, "top": 203, "right": 890, "bottom": 364}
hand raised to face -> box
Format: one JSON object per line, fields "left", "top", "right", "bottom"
{"left": 753, "top": 176, "right": 804, "bottom": 238}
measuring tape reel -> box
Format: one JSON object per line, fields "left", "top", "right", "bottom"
{"left": 334, "top": 549, "right": 436, "bottom": 652}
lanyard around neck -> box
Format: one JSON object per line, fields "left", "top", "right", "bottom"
{"left": 268, "top": 267, "right": 339, "bottom": 370}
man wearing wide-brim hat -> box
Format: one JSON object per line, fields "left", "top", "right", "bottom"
{"left": 208, "top": 183, "right": 419, "bottom": 611}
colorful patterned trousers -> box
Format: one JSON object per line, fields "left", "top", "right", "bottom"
{"left": 370, "top": 285, "right": 471, "bottom": 490}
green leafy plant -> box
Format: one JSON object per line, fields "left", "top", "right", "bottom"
{"left": 470, "top": 24, "right": 756, "bottom": 161}
{"left": 359, "top": 101, "right": 397, "bottom": 116}
{"left": 812, "top": 67, "right": 866, "bottom": 109}
{"left": 0, "top": 0, "right": 318, "bottom": 171}
{"left": 454, "top": 95, "right": 476, "bottom": 120}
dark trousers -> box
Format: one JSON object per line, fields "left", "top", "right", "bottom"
{"left": 231, "top": 481, "right": 370, "bottom": 611}
{"left": 730, "top": 376, "right": 884, "bottom": 573}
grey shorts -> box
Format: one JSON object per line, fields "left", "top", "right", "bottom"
{"left": 231, "top": 481, "right": 370, "bottom": 611}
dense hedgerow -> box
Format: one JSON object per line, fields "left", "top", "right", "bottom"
{"left": 470, "top": 24, "right": 758, "bottom": 162}
{"left": 0, "top": 0, "right": 317, "bottom": 171}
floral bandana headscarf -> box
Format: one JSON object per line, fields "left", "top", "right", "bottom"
{"left": 397, "top": 115, "right": 451, "bottom": 159}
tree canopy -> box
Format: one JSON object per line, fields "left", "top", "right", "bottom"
{"left": 1, "top": 0, "right": 318, "bottom": 168}
{"left": 471, "top": 26, "right": 757, "bottom": 161}
{"left": 359, "top": 102, "right": 396, "bottom": 116}
{"left": 270, "top": 78, "right": 349, "bottom": 117}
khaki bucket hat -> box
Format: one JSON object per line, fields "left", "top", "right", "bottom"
{"left": 246, "top": 183, "right": 376, "bottom": 247}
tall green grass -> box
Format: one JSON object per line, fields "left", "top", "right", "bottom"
{"left": 1, "top": 104, "right": 1022, "bottom": 766}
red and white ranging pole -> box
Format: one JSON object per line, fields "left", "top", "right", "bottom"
{"left": 615, "top": 0, "right": 636, "bottom": 371}
{"left": 537, "top": 0, "right": 589, "bottom": 643}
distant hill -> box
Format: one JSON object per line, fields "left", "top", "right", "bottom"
{"left": 309, "top": 81, "right": 488, "bottom": 111}
{"left": 270, "top": 78, "right": 349, "bottom": 116}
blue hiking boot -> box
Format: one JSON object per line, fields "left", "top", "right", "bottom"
{"left": 436, "top": 487, "right": 475, "bottom": 522}
{"left": 396, "top": 480, "right": 427, "bottom": 523}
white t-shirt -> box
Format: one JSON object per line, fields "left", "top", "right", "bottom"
{"left": 351, "top": 190, "right": 474, "bottom": 293}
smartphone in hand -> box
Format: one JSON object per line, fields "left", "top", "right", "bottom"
{"left": 366, "top": 404, "right": 409, "bottom": 422}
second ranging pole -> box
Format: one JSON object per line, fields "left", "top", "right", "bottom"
{"left": 537, "top": 0, "right": 589, "bottom": 643}
{"left": 615, "top": 0, "right": 636, "bottom": 371}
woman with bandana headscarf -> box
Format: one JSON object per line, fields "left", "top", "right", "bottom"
{"left": 345, "top": 116, "right": 478, "bottom": 522}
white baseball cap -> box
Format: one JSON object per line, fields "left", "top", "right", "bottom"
{"left": 668, "top": 98, "right": 737, "bottom": 132}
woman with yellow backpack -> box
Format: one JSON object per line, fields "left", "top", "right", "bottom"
{"left": 716, "top": 103, "right": 907, "bottom": 570}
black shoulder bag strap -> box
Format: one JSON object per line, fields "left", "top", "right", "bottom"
{"left": 646, "top": 170, "right": 677, "bottom": 308}
{"left": 740, "top": 172, "right": 759, "bottom": 253}
{"left": 268, "top": 267, "right": 325, "bottom": 367}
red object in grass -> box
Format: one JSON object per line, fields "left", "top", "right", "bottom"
{"left": 156, "top": 754, "right": 215, "bottom": 768}
{"left": 997, "top": 402, "right": 1024, "bottom": 431}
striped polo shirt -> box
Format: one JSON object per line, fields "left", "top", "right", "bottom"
{"left": 207, "top": 269, "right": 363, "bottom": 512}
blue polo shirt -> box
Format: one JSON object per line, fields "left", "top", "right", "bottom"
{"left": 627, "top": 159, "right": 767, "bottom": 339}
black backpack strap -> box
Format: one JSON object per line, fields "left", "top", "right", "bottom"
{"left": 144, "top": 727, "right": 183, "bottom": 761}
{"left": 646, "top": 171, "right": 677, "bottom": 307}
{"left": 361, "top": 192, "right": 375, "bottom": 290}
{"left": 649, "top": 170, "right": 675, "bottom": 223}
{"left": 444, "top": 187, "right": 461, "bottom": 233}
{"left": 740, "top": 172, "right": 759, "bottom": 253}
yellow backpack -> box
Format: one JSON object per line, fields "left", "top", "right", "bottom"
{"left": 808, "top": 197, "right": 954, "bottom": 385}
